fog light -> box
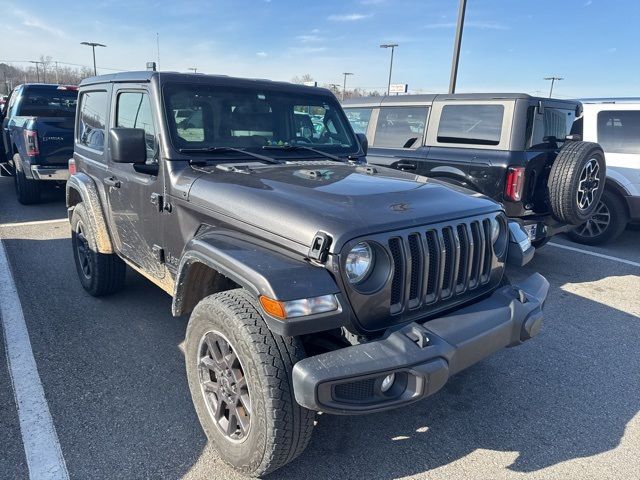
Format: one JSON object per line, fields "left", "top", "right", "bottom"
{"left": 381, "top": 373, "right": 396, "bottom": 393}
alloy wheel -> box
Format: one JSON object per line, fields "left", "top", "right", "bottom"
{"left": 75, "top": 221, "right": 92, "bottom": 279}
{"left": 576, "top": 158, "right": 601, "bottom": 211}
{"left": 198, "top": 331, "right": 252, "bottom": 442}
{"left": 575, "top": 200, "right": 610, "bottom": 238}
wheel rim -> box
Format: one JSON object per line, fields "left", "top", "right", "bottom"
{"left": 75, "top": 221, "right": 92, "bottom": 279}
{"left": 198, "top": 330, "right": 252, "bottom": 443}
{"left": 575, "top": 200, "right": 610, "bottom": 238}
{"left": 576, "top": 158, "right": 601, "bottom": 211}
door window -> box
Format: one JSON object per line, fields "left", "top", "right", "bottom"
{"left": 78, "top": 90, "right": 108, "bottom": 152}
{"left": 437, "top": 104, "right": 503, "bottom": 146}
{"left": 597, "top": 110, "right": 640, "bottom": 154}
{"left": 345, "top": 107, "right": 373, "bottom": 135}
{"left": 374, "top": 106, "right": 428, "bottom": 148}
{"left": 116, "top": 92, "right": 157, "bottom": 160}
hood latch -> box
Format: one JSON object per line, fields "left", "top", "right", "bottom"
{"left": 308, "top": 232, "right": 332, "bottom": 262}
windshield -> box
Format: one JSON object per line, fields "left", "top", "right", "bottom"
{"left": 163, "top": 83, "right": 359, "bottom": 156}
{"left": 17, "top": 88, "right": 78, "bottom": 118}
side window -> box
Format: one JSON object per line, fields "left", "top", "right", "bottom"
{"left": 437, "top": 104, "right": 503, "bottom": 146}
{"left": 7, "top": 89, "right": 20, "bottom": 117}
{"left": 116, "top": 92, "right": 157, "bottom": 160}
{"left": 345, "top": 107, "right": 373, "bottom": 135}
{"left": 527, "top": 106, "right": 575, "bottom": 148}
{"left": 77, "top": 91, "right": 108, "bottom": 152}
{"left": 597, "top": 110, "right": 640, "bottom": 154}
{"left": 374, "top": 106, "right": 428, "bottom": 148}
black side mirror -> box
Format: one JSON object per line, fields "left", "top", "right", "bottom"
{"left": 356, "top": 132, "right": 368, "bottom": 156}
{"left": 110, "top": 128, "right": 146, "bottom": 164}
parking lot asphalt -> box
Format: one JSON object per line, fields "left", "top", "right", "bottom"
{"left": 0, "top": 176, "right": 639, "bottom": 480}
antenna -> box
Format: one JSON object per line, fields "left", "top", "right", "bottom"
{"left": 156, "top": 33, "right": 161, "bottom": 71}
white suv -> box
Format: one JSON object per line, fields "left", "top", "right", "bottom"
{"left": 569, "top": 99, "right": 640, "bottom": 244}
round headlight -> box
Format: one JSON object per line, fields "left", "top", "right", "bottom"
{"left": 345, "top": 242, "right": 374, "bottom": 284}
{"left": 490, "top": 216, "right": 501, "bottom": 243}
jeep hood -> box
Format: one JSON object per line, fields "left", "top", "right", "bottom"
{"left": 188, "top": 163, "right": 501, "bottom": 253}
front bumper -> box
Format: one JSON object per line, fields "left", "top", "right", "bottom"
{"left": 30, "top": 165, "right": 69, "bottom": 181}
{"left": 292, "top": 273, "right": 549, "bottom": 415}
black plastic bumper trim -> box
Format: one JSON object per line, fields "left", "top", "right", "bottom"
{"left": 292, "top": 273, "right": 549, "bottom": 415}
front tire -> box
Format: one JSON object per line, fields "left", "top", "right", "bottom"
{"left": 568, "top": 190, "right": 629, "bottom": 245}
{"left": 71, "top": 203, "right": 126, "bottom": 296}
{"left": 185, "top": 289, "right": 315, "bottom": 477}
{"left": 13, "top": 154, "right": 40, "bottom": 205}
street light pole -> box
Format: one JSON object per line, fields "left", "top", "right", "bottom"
{"left": 188, "top": 67, "right": 198, "bottom": 74}
{"left": 448, "top": 0, "right": 467, "bottom": 94}
{"left": 80, "top": 42, "right": 107, "bottom": 75}
{"left": 544, "top": 76, "right": 564, "bottom": 98}
{"left": 29, "top": 61, "right": 42, "bottom": 83}
{"left": 380, "top": 44, "right": 398, "bottom": 96}
{"left": 342, "top": 72, "right": 353, "bottom": 101}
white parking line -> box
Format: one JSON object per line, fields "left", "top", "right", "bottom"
{"left": 0, "top": 239, "right": 70, "bottom": 479}
{"left": 548, "top": 242, "right": 640, "bottom": 268}
{"left": 0, "top": 218, "right": 68, "bottom": 228}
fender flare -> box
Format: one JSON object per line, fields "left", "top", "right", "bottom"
{"left": 66, "top": 172, "right": 114, "bottom": 254}
{"left": 172, "top": 231, "right": 341, "bottom": 317}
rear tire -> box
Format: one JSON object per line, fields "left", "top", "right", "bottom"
{"left": 567, "top": 190, "right": 628, "bottom": 245}
{"left": 71, "top": 203, "right": 126, "bottom": 296}
{"left": 185, "top": 289, "right": 315, "bottom": 477}
{"left": 13, "top": 154, "right": 40, "bottom": 205}
{"left": 547, "top": 142, "right": 605, "bottom": 225}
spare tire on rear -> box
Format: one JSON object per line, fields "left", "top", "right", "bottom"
{"left": 547, "top": 141, "right": 606, "bottom": 225}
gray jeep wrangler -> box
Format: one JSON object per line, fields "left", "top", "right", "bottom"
{"left": 67, "top": 71, "right": 548, "bottom": 476}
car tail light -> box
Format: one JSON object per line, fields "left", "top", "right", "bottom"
{"left": 24, "top": 130, "right": 39, "bottom": 157}
{"left": 505, "top": 167, "right": 525, "bottom": 202}
{"left": 68, "top": 158, "right": 76, "bottom": 175}
{"left": 57, "top": 85, "right": 78, "bottom": 91}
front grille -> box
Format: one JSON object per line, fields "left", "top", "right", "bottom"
{"left": 388, "top": 218, "right": 494, "bottom": 313}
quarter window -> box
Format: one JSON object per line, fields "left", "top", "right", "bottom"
{"left": 116, "top": 92, "right": 157, "bottom": 160}
{"left": 437, "top": 104, "right": 504, "bottom": 146}
{"left": 374, "top": 106, "right": 428, "bottom": 148}
{"left": 345, "top": 107, "right": 373, "bottom": 135}
{"left": 78, "top": 91, "right": 108, "bottom": 152}
{"left": 527, "top": 106, "right": 576, "bottom": 148}
{"left": 597, "top": 110, "right": 640, "bottom": 154}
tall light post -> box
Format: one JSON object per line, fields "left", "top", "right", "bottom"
{"left": 342, "top": 72, "right": 353, "bottom": 101}
{"left": 29, "top": 61, "right": 44, "bottom": 83}
{"left": 80, "top": 42, "right": 106, "bottom": 75}
{"left": 544, "top": 76, "right": 564, "bottom": 98}
{"left": 380, "top": 43, "right": 398, "bottom": 96}
{"left": 188, "top": 67, "right": 198, "bottom": 74}
{"left": 448, "top": 0, "right": 467, "bottom": 93}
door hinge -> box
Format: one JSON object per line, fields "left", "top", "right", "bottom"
{"left": 150, "top": 193, "right": 163, "bottom": 212}
{"left": 152, "top": 245, "right": 165, "bottom": 263}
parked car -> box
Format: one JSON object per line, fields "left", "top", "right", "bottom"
{"left": 1, "top": 84, "right": 78, "bottom": 204}
{"left": 67, "top": 72, "right": 547, "bottom": 476}
{"left": 566, "top": 98, "right": 640, "bottom": 244}
{"left": 342, "top": 94, "right": 606, "bottom": 248}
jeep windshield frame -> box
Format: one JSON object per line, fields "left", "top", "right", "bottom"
{"left": 162, "top": 82, "right": 360, "bottom": 159}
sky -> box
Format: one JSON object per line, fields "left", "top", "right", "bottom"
{"left": 0, "top": 0, "right": 638, "bottom": 98}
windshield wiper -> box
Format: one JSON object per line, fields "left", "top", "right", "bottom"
{"left": 179, "top": 146, "right": 282, "bottom": 164}
{"left": 261, "top": 144, "right": 347, "bottom": 163}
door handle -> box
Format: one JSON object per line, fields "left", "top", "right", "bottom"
{"left": 396, "top": 162, "right": 417, "bottom": 171}
{"left": 104, "top": 176, "right": 121, "bottom": 188}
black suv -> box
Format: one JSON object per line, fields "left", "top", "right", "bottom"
{"left": 343, "top": 94, "right": 606, "bottom": 247}
{"left": 67, "top": 72, "right": 548, "bottom": 476}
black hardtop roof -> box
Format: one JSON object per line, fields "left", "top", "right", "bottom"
{"left": 343, "top": 92, "right": 580, "bottom": 107}
{"left": 79, "top": 71, "right": 334, "bottom": 96}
